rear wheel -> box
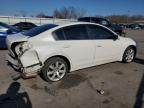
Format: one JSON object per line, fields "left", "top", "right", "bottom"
{"left": 122, "top": 46, "right": 135, "bottom": 63}
{"left": 42, "top": 57, "right": 68, "bottom": 82}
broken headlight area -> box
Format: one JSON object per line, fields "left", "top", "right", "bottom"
{"left": 15, "top": 42, "right": 32, "bottom": 57}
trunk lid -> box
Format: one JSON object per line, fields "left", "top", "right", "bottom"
{"left": 6, "top": 33, "right": 28, "bottom": 48}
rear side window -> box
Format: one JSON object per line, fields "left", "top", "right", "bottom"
{"left": 53, "top": 29, "right": 65, "bottom": 40}
{"left": 63, "top": 25, "right": 88, "bottom": 40}
{"left": 87, "top": 25, "right": 114, "bottom": 39}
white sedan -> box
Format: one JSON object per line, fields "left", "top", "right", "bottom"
{"left": 6, "top": 22, "right": 136, "bottom": 82}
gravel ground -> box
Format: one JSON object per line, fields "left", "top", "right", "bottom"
{"left": 0, "top": 30, "right": 144, "bottom": 108}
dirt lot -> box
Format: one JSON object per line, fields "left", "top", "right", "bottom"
{"left": 0, "top": 30, "right": 144, "bottom": 108}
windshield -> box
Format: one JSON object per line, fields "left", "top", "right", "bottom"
{"left": 22, "top": 24, "right": 58, "bottom": 37}
{"left": 0, "top": 22, "right": 20, "bottom": 32}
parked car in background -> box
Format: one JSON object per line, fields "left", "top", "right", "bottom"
{"left": 139, "top": 25, "right": 144, "bottom": 29}
{"left": 78, "top": 17, "right": 124, "bottom": 35}
{"left": 118, "top": 24, "right": 127, "bottom": 29}
{"left": 128, "top": 23, "right": 141, "bottom": 30}
{"left": 0, "top": 22, "right": 20, "bottom": 48}
{"left": 12, "top": 22, "right": 37, "bottom": 31}
{"left": 7, "top": 22, "right": 136, "bottom": 82}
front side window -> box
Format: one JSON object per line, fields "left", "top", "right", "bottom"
{"left": 87, "top": 25, "right": 115, "bottom": 40}
{"left": 63, "top": 25, "right": 89, "bottom": 40}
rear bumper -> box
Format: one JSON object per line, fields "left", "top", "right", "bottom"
{"left": 6, "top": 53, "right": 19, "bottom": 68}
{"left": 6, "top": 51, "right": 42, "bottom": 78}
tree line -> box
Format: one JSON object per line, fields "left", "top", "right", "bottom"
{"left": 105, "top": 15, "right": 144, "bottom": 23}
{"left": 18, "top": 7, "right": 144, "bottom": 23}
{"left": 36, "top": 7, "right": 86, "bottom": 19}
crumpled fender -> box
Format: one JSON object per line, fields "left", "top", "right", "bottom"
{"left": 20, "top": 49, "right": 41, "bottom": 68}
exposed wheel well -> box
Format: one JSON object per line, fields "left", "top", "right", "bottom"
{"left": 44, "top": 55, "right": 71, "bottom": 71}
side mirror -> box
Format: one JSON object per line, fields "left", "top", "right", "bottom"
{"left": 7, "top": 29, "right": 12, "bottom": 34}
{"left": 113, "top": 35, "right": 118, "bottom": 40}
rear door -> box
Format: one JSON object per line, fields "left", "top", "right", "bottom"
{"left": 53, "top": 24, "right": 95, "bottom": 69}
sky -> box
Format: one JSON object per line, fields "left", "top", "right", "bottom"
{"left": 0, "top": 0, "right": 144, "bottom": 17}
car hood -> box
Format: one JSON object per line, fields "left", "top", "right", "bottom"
{"left": 6, "top": 33, "right": 28, "bottom": 47}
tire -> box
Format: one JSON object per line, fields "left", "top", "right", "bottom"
{"left": 122, "top": 46, "right": 136, "bottom": 63}
{"left": 42, "top": 57, "right": 68, "bottom": 82}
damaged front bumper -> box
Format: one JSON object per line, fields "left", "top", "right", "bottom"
{"left": 6, "top": 49, "right": 43, "bottom": 78}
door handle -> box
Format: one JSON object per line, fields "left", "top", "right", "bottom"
{"left": 63, "top": 45, "right": 71, "bottom": 48}
{"left": 97, "top": 45, "right": 102, "bottom": 47}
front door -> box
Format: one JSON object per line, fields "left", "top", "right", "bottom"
{"left": 86, "top": 24, "right": 122, "bottom": 65}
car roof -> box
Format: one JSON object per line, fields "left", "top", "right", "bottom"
{"left": 78, "top": 17, "right": 106, "bottom": 20}
{"left": 53, "top": 22, "right": 107, "bottom": 30}
{"left": 15, "top": 22, "right": 35, "bottom": 24}
{"left": 13, "top": 22, "right": 36, "bottom": 26}
{"left": 57, "top": 22, "right": 98, "bottom": 26}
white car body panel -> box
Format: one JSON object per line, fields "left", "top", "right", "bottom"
{"left": 20, "top": 49, "right": 40, "bottom": 67}
{"left": 93, "top": 39, "right": 122, "bottom": 65}
{"left": 7, "top": 33, "right": 28, "bottom": 46}
{"left": 6, "top": 22, "right": 136, "bottom": 77}
{"left": 28, "top": 40, "right": 95, "bottom": 71}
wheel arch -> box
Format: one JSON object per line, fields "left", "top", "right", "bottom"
{"left": 128, "top": 45, "right": 137, "bottom": 57}
{"left": 43, "top": 55, "right": 71, "bottom": 71}
{"left": 121, "top": 45, "right": 137, "bottom": 62}
{"left": 120, "top": 45, "right": 137, "bottom": 62}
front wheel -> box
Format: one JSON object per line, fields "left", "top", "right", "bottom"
{"left": 42, "top": 57, "right": 68, "bottom": 82}
{"left": 122, "top": 46, "right": 136, "bottom": 63}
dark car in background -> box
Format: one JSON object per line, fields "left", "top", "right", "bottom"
{"left": 78, "top": 17, "right": 124, "bottom": 35}
{"left": 12, "top": 22, "right": 37, "bottom": 31}
{"left": 0, "top": 22, "right": 20, "bottom": 48}
{"left": 129, "top": 23, "right": 141, "bottom": 29}
{"left": 139, "top": 25, "right": 144, "bottom": 29}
